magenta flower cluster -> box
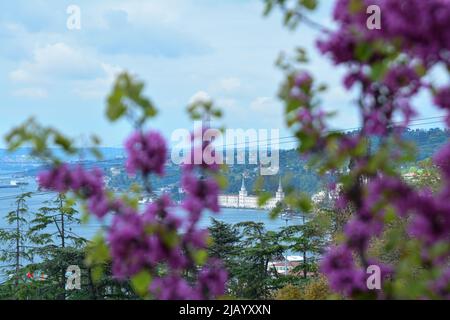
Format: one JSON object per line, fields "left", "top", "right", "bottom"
{"left": 181, "top": 172, "right": 220, "bottom": 223}
{"left": 290, "top": 71, "right": 313, "bottom": 103}
{"left": 322, "top": 150, "right": 450, "bottom": 296}
{"left": 285, "top": 71, "right": 330, "bottom": 153}
{"left": 305, "top": 0, "right": 450, "bottom": 298}
{"left": 318, "top": 0, "right": 450, "bottom": 136}
{"left": 38, "top": 129, "right": 227, "bottom": 300}
{"left": 38, "top": 164, "right": 110, "bottom": 218}
{"left": 181, "top": 127, "right": 221, "bottom": 223}
{"left": 320, "top": 245, "right": 366, "bottom": 296}
{"left": 323, "top": 0, "right": 450, "bottom": 65}
{"left": 431, "top": 268, "right": 450, "bottom": 300}
{"left": 124, "top": 130, "right": 167, "bottom": 176}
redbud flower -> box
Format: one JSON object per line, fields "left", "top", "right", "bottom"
{"left": 125, "top": 130, "right": 167, "bottom": 177}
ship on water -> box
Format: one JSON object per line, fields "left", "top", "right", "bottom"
{"left": 0, "top": 179, "right": 29, "bottom": 189}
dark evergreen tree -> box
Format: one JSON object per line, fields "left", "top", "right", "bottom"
{"left": 0, "top": 192, "right": 32, "bottom": 289}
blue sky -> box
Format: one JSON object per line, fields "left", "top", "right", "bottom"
{"left": 0, "top": 0, "right": 445, "bottom": 148}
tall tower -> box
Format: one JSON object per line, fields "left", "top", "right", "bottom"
{"left": 239, "top": 174, "right": 247, "bottom": 207}
{"left": 275, "top": 177, "right": 285, "bottom": 202}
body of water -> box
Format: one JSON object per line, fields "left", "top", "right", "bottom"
{"left": 0, "top": 169, "right": 306, "bottom": 284}
{"left": 0, "top": 171, "right": 301, "bottom": 236}
{"left": 0, "top": 171, "right": 302, "bottom": 272}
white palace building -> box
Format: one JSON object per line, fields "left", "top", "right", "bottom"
{"left": 218, "top": 176, "right": 285, "bottom": 210}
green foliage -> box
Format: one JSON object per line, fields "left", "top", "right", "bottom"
{"left": 28, "top": 194, "right": 86, "bottom": 250}
{"left": 301, "top": 276, "right": 332, "bottom": 300}
{"left": 4, "top": 118, "right": 76, "bottom": 163}
{"left": 366, "top": 164, "right": 449, "bottom": 299}
{"left": 0, "top": 193, "right": 91, "bottom": 300}
{"left": 274, "top": 276, "right": 331, "bottom": 300}
{"left": 0, "top": 247, "right": 137, "bottom": 300}
{"left": 131, "top": 271, "right": 153, "bottom": 298}
{"left": 208, "top": 218, "right": 240, "bottom": 267}
{"left": 280, "top": 215, "right": 328, "bottom": 279}
{"left": 4, "top": 118, "right": 103, "bottom": 163}
{"left": 404, "top": 158, "right": 442, "bottom": 192}
{"left": 274, "top": 284, "right": 303, "bottom": 300}
{"left": 0, "top": 193, "right": 33, "bottom": 289}
{"left": 85, "top": 233, "right": 110, "bottom": 283}
{"left": 208, "top": 217, "right": 330, "bottom": 300}
{"left": 187, "top": 95, "right": 222, "bottom": 121}
{"left": 106, "top": 72, "right": 157, "bottom": 125}
{"left": 208, "top": 220, "right": 285, "bottom": 299}
{"left": 263, "top": 0, "right": 319, "bottom": 30}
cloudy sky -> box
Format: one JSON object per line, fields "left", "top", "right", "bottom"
{"left": 0, "top": 1, "right": 443, "bottom": 148}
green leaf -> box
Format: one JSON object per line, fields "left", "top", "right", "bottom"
{"left": 349, "top": 0, "right": 364, "bottom": 13}
{"left": 161, "top": 230, "right": 179, "bottom": 249}
{"left": 371, "top": 61, "right": 389, "bottom": 81}
{"left": 193, "top": 249, "right": 208, "bottom": 266}
{"left": 85, "top": 233, "right": 110, "bottom": 266}
{"left": 131, "top": 271, "right": 152, "bottom": 297}
{"left": 269, "top": 205, "right": 283, "bottom": 219}
{"left": 301, "top": 0, "right": 318, "bottom": 10}
{"left": 384, "top": 207, "right": 396, "bottom": 224}
{"left": 91, "top": 265, "right": 104, "bottom": 283}
{"left": 54, "top": 134, "right": 72, "bottom": 152}
{"left": 106, "top": 98, "right": 127, "bottom": 121}
{"left": 214, "top": 173, "right": 228, "bottom": 190}
{"left": 299, "top": 199, "right": 312, "bottom": 213}
{"left": 355, "top": 42, "right": 373, "bottom": 62}
{"left": 258, "top": 192, "right": 272, "bottom": 207}
{"left": 263, "top": 1, "right": 273, "bottom": 16}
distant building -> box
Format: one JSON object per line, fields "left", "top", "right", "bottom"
{"left": 311, "top": 184, "right": 341, "bottom": 205}
{"left": 218, "top": 175, "right": 285, "bottom": 210}
{"left": 268, "top": 256, "right": 303, "bottom": 275}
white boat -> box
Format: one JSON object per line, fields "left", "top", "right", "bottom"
{"left": 0, "top": 180, "right": 20, "bottom": 189}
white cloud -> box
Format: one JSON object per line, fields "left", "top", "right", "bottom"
{"left": 12, "top": 87, "right": 48, "bottom": 99}
{"left": 248, "top": 97, "right": 284, "bottom": 127}
{"left": 9, "top": 42, "right": 104, "bottom": 84}
{"left": 108, "top": 0, "right": 184, "bottom": 27}
{"left": 8, "top": 42, "right": 122, "bottom": 100}
{"left": 9, "top": 69, "right": 29, "bottom": 83}
{"left": 250, "top": 97, "right": 278, "bottom": 114}
{"left": 218, "top": 77, "right": 241, "bottom": 92}
{"left": 217, "top": 98, "right": 238, "bottom": 110}
{"left": 189, "top": 90, "right": 212, "bottom": 105}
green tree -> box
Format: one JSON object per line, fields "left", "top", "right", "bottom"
{"left": 280, "top": 214, "right": 328, "bottom": 279}
{"left": 208, "top": 218, "right": 240, "bottom": 275}
{"left": 28, "top": 194, "right": 86, "bottom": 249}
{"left": 232, "top": 222, "right": 284, "bottom": 299}
{"left": 0, "top": 246, "right": 137, "bottom": 300}
{"left": 26, "top": 194, "right": 87, "bottom": 299}
{"left": 0, "top": 192, "right": 32, "bottom": 289}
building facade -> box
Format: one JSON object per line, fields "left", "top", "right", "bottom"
{"left": 218, "top": 176, "right": 285, "bottom": 210}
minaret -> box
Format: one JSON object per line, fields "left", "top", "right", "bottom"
{"left": 276, "top": 177, "right": 285, "bottom": 201}
{"left": 239, "top": 174, "right": 247, "bottom": 207}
